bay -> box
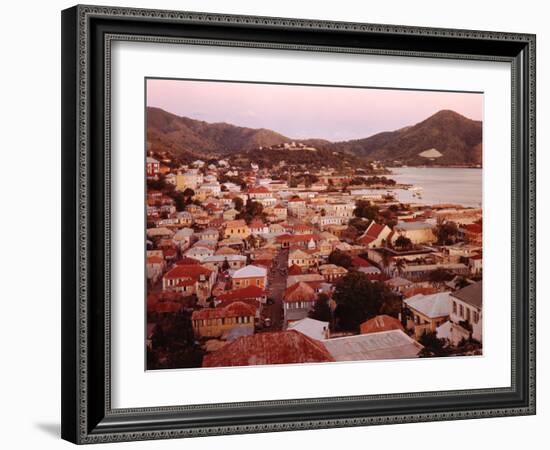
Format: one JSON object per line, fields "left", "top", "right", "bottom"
{"left": 387, "top": 167, "right": 482, "bottom": 208}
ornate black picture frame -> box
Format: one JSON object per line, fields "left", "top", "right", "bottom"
{"left": 61, "top": 4, "right": 536, "bottom": 444}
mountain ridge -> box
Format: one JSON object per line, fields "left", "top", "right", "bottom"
{"left": 147, "top": 107, "right": 482, "bottom": 166}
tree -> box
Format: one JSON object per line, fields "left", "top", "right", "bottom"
{"left": 171, "top": 192, "right": 187, "bottom": 212}
{"left": 395, "top": 235, "right": 412, "bottom": 250}
{"left": 246, "top": 234, "right": 264, "bottom": 249}
{"left": 418, "top": 331, "right": 450, "bottom": 357}
{"left": 436, "top": 221, "right": 459, "bottom": 245}
{"left": 237, "top": 200, "right": 265, "bottom": 223}
{"left": 233, "top": 196, "right": 244, "bottom": 212}
{"left": 309, "top": 293, "right": 332, "bottom": 323}
{"left": 168, "top": 187, "right": 195, "bottom": 211}
{"left": 353, "top": 200, "right": 379, "bottom": 221}
{"left": 333, "top": 271, "right": 392, "bottom": 331}
{"left": 328, "top": 249, "right": 352, "bottom": 269}
{"left": 388, "top": 204, "right": 399, "bottom": 212}
{"left": 379, "top": 208, "right": 397, "bottom": 228}
{"left": 147, "top": 174, "right": 173, "bottom": 192}
{"left": 429, "top": 268, "right": 454, "bottom": 284}
{"left": 222, "top": 258, "right": 230, "bottom": 272}
{"left": 340, "top": 225, "right": 359, "bottom": 243}
{"left": 348, "top": 217, "right": 370, "bottom": 234}
{"left": 394, "top": 258, "right": 406, "bottom": 275}
{"left": 455, "top": 276, "right": 470, "bottom": 289}
{"left": 182, "top": 187, "right": 194, "bottom": 198}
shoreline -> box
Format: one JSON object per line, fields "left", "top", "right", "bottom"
{"left": 387, "top": 165, "right": 482, "bottom": 174}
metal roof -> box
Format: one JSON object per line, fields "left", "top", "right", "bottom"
{"left": 323, "top": 330, "right": 423, "bottom": 361}
{"left": 451, "top": 281, "right": 483, "bottom": 308}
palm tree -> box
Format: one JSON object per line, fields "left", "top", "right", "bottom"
{"left": 395, "top": 258, "right": 406, "bottom": 276}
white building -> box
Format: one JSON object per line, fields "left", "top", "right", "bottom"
{"left": 176, "top": 170, "right": 203, "bottom": 191}
{"left": 325, "top": 202, "right": 355, "bottom": 218}
{"left": 438, "top": 281, "right": 482, "bottom": 345}
{"left": 184, "top": 246, "right": 215, "bottom": 262}
{"left": 287, "top": 318, "right": 329, "bottom": 341}
{"left": 392, "top": 221, "right": 437, "bottom": 245}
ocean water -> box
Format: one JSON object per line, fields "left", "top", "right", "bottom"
{"left": 387, "top": 167, "right": 483, "bottom": 208}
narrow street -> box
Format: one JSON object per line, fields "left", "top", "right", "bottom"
{"left": 262, "top": 248, "right": 288, "bottom": 331}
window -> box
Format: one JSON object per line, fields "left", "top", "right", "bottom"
{"left": 452, "top": 301, "right": 457, "bottom": 314}
{"left": 466, "top": 308, "right": 471, "bottom": 322}
{"left": 459, "top": 304, "right": 464, "bottom": 318}
{"left": 473, "top": 311, "right": 479, "bottom": 324}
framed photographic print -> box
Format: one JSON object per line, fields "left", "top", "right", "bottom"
{"left": 61, "top": 5, "right": 536, "bottom": 444}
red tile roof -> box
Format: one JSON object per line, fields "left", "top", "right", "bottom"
{"left": 464, "top": 223, "right": 482, "bottom": 234}
{"left": 249, "top": 219, "right": 266, "bottom": 228}
{"left": 291, "top": 223, "right": 313, "bottom": 232}
{"left": 215, "top": 246, "right": 240, "bottom": 255}
{"left": 283, "top": 282, "right": 317, "bottom": 303}
{"left": 164, "top": 264, "right": 212, "bottom": 280}
{"left": 163, "top": 248, "right": 177, "bottom": 258}
{"left": 360, "top": 315, "right": 403, "bottom": 334}
{"left": 147, "top": 255, "right": 164, "bottom": 264}
{"left": 216, "top": 298, "right": 260, "bottom": 311}
{"left": 357, "top": 235, "right": 376, "bottom": 245}
{"left": 192, "top": 301, "right": 256, "bottom": 320}
{"left": 248, "top": 186, "right": 270, "bottom": 194}
{"left": 202, "top": 330, "right": 334, "bottom": 367}
{"left": 366, "top": 222, "right": 386, "bottom": 238}
{"left": 288, "top": 264, "right": 303, "bottom": 275}
{"left": 208, "top": 218, "right": 225, "bottom": 228}
{"left": 351, "top": 256, "right": 372, "bottom": 267}
{"left": 225, "top": 219, "right": 248, "bottom": 229}
{"left": 253, "top": 259, "right": 273, "bottom": 268}
{"left": 175, "top": 257, "right": 200, "bottom": 265}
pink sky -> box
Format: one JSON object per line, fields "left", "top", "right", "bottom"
{"left": 146, "top": 78, "right": 483, "bottom": 142}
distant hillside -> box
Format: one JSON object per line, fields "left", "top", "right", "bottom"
{"left": 334, "top": 110, "right": 482, "bottom": 166}
{"left": 147, "top": 107, "right": 293, "bottom": 159}
{"left": 147, "top": 107, "right": 482, "bottom": 166}
{"left": 236, "top": 146, "right": 365, "bottom": 170}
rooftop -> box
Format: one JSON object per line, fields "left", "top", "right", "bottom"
{"left": 163, "top": 264, "right": 212, "bottom": 280}
{"left": 232, "top": 265, "right": 268, "bottom": 279}
{"left": 323, "top": 330, "right": 423, "bottom": 361}
{"left": 192, "top": 301, "right": 257, "bottom": 321}
{"left": 215, "top": 285, "right": 266, "bottom": 302}
{"left": 283, "top": 282, "right": 317, "bottom": 303}
{"left": 395, "top": 221, "right": 435, "bottom": 231}
{"left": 202, "top": 330, "right": 335, "bottom": 367}
{"left": 360, "top": 315, "right": 404, "bottom": 334}
{"left": 404, "top": 291, "right": 452, "bottom": 318}
{"left": 287, "top": 318, "right": 329, "bottom": 341}
{"left": 225, "top": 219, "right": 248, "bottom": 228}
{"left": 451, "top": 281, "right": 482, "bottom": 308}
{"left": 385, "top": 276, "right": 413, "bottom": 287}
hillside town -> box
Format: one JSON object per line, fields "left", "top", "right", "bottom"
{"left": 146, "top": 148, "right": 483, "bottom": 370}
